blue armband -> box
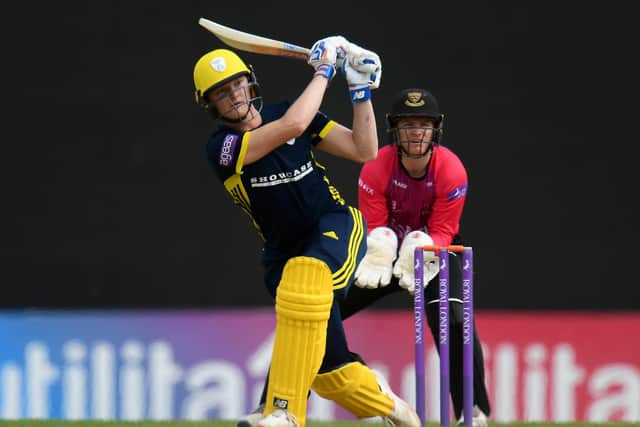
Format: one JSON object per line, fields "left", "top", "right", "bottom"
{"left": 349, "top": 85, "right": 371, "bottom": 103}
{"left": 314, "top": 64, "right": 336, "bottom": 81}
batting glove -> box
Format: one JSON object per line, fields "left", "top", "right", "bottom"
{"left": 309, "top": 36, "right": 347, "bottom": 81}
{"left": 338, "top": 43, "right": 382, "bottom": 88}
{"left": 340, "top": 49, "right": 382, "bottom": 103}
{"left": 323, "top": 35, "right": 349, "bottom": 63}
{"left": 393, "top": 230, "right": 439, "bottom": 294}
{"left": 349, "top": 49, "right": 382, "bottom": 89}
{"left": 354, "top": 227, "right": 398, "bottom": 288}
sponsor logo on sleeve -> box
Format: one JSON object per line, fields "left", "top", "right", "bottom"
{"left": 219, "top": 134, "right": 238, "bottom": 166}
{"left": 358, "top": 178, "right": 374, "bottom": 195}
{"left": 447, "top": 184, "right": 467, "bottom": 201}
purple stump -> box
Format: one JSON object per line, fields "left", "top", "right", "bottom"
{"left": 462, "top": 248, "right": 474, "bottom": 425}
{"left": 414, "top": 248, "right": 426, "bottom": 426}
{"left": 439, "top": 248, "right": 450, "bottom": 426}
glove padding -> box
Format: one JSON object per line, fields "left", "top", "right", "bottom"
{"left": 392, "top": 230, "right": 440, "bottom": 294}
{"left": 308, "top": 36, "right": 348, "bottom": 70}
{"left": 322, "top": 36, "right": 349, "bottom": 60}
{"left": 354, "top": 227, "right": 398, "bottom": 289}
{"left": 338, "top": 43, "right": 382, "bottom": 89}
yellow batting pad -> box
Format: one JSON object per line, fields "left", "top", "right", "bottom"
{"left": 265, "top": 257, "right": 333, "bottom": 426}
{"left": 311, "top": 362, "right": 394, "bottom": 418}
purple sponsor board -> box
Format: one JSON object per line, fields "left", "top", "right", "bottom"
{"left": 1, "top": 310, "right": 639, "bottom": 422}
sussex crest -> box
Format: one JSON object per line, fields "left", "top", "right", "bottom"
{"left": 405, "top": 92, "right": 425, "bottom": 107}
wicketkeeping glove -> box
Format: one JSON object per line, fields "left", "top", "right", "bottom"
{"left": 392, "top": 230, "right": 440, "bottom": 294}
{"left": 354, "top": 227, "right": 398, "bottom": 289}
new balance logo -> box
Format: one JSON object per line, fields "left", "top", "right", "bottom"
{"left": 352, "top": 90, "right": 366, "bottom": 101}
{"left": 273, "top": 397, "right": 289, "bottom": 409}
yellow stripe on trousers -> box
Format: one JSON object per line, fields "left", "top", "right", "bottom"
{"left": 331, "top": 206, "right": 364, "bottom": 290}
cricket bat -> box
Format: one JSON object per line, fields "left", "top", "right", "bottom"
{"left": 198, "top": 18, "right": 310, "bottom": 60}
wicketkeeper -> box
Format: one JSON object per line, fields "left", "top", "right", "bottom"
{"left": 240, "top": 88, "right": 491, "bottom": 427}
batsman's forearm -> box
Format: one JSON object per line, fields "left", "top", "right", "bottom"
{"left": 282, "top": 76, "right": 329, "bottom": 133}
{"left": 351, "top": 101, "right": 378, "bottom": 162}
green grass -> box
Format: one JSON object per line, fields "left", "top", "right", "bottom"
{"left": 0, "top": 421, "right": 636, "bottom": 427}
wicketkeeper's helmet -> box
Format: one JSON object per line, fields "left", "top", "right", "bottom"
{"left": 386, "top": 88, "right": 444, "bottom": 158}
{"left": 386, "top": 88, "right": 443, "bottom": 131}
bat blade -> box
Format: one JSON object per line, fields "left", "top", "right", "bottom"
{"left": 198, "top": 18, "right": 310, "bottom": 60}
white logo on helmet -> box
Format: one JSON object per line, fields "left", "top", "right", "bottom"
{"left": 210, "top": 57, "right": 226, "bottom": 72}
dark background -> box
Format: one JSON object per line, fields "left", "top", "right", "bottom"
{"left": 2, "top": 2, "right": 637, "bottom": 310}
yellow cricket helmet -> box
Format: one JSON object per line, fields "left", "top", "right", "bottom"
{"left": 193, "top": 48, "right": 251, "bottom": 103}
{"left": 193, "top": 49, "right": 261, "bottom": 119}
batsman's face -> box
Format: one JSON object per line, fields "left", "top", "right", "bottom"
{"left": 209, "top": 75, "right": 252, "bottom": 120}
{"left": 396, "top": 118, "right": 435, "bottom": 157}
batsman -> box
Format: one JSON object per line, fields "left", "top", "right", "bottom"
{"left": 193, "top": 35, "right": 420, "bottom": 427}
